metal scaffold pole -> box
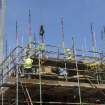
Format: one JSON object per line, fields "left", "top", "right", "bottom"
{"left": 1, "top": 0, "right": 6, "bottom": 103}
{"left": 61, "top": 17, "right": 65, "bottom": 48}
{"left": 1, "top": 66, "right": 3, "bottom": 105}
{"left": 90, "top": 23, "right": 99, "bottom": 84}
{"left": 16, "top": 65, "right": 19, "bottom": 105}
{"left": 72, "top": 37, "right": 82, "bottom": 105}
{"left": 0, "top": 0, "right": 6, "bottom": 63}
{"left": 1, "top": 88, "right": 3, "bottom": 105}
{"left": 39, "top": 52, "right": 42, "bottom": 105}
{"left": 16, "top": 20, "right": 19, "bottom": 105}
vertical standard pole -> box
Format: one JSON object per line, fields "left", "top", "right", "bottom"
{"left": 57, "top": 48, "right": 59, "bottom": 59}
{"left": 5, "top": 40, "right": 7, "bottom": 58}
{"left": 61, "top": 17, "right": 64, "bottom": 48}
{"left": 61, "top": 17, "right": 67, "bottom": 79}
{"left": 34, "top": 33, "right": 36, "bottom": 43}
{"left": 21, "top": 35, "right": 23, "bottom": 47}
{"left": 64, "top": 59, "right": 67, "bottom": 81}
{"left": 1, "top": 66, "right": 3, "bottom": 105}
{"left": 0, "top": 0, "right": 6, "bottom": 63}
{"left": 72, "top": 37, "right": 82, "bottom": 105}
{"left": 16, "top": 20, "right": 19, "bottom": 105}
{"left": 90, "top": 23, "right": 99, "bottom": 84}
{"left": 90, "top": 23, "right": 96, "bottom": 56}
{"left": 1, "top": 88, "right": 3, "bottom": 105}
{"left": 28, "top": 9, "right": 32, "bottom": 47}
{"left": 16, "top": 65, "right": 19, "bottom": 105}
{"left": 39, "top": 52, "right": 42, "bottom": 105}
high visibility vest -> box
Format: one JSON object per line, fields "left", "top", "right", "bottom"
{"left": 64, "top": 48, "right": 74, "bottom": 60}
{"left": 23, "top": 58, "right": 33, "bottom": 69}
{"left": 37, "top": 43, "right": 45, "bottom": 52}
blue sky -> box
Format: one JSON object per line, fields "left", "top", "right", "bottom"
{"left": 4, "top": 0, "right": 105, "bottom": 54}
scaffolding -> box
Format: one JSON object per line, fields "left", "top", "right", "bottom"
{"left": 0, "top": 42, "right": 105, "bottom": 105}
{"left": 0, "top": 0, "right": 6, "bottom": 63}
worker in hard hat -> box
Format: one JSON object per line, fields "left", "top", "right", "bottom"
{"left": 37, "top": 43, "right": 46, "bottom": 52}
{"left": 39, "top": 25, "right": 45, "bottom": 43}
{"left": 96, "top": 99, "right": 101, "bottom": 105}
{"left": 59, "top": 67, "right": 68, "bottom": 81}
{"left": 64, "top": 48, "right": 74, "bottom": 61}
{"left": 23, "top": 56, "right": 33, "bottom": 79}
{"left": 89, "top": 62, "right": 100, "bottom": 70}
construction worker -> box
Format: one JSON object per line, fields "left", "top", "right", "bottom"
{"left": 64, "top": 48, "right": 74, "bottom": 60}
{"left": 39, "top": 25, "right": 45, "bottom": 43}
{"left": 59, "top": 67, "right": 68, "bottom": 80}
{"left": 96, "top": 99, "right": 101, "bottom": 105}
{"left": 40, "top": 25, "right": 44, "bottom": 36}
{"left": 23, "top": 57, "right": 33, "bottom": 69}
{"left": 37, "top": 43, "right": 45, "bottom": 52}
{"left": 23, "top": 56, "right": 33, "bottom": 79}
{"left": 89, "top": 62, "right": 100, "bottom": 70}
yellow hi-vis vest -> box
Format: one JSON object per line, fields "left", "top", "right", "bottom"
{"left": 37, "top": 43, "right": 45, "bottom": 52}
{"left": 23, "top": 58, "right": 33, "bottom": 69}
{"left": 64, "top": 48, "right": 74, "bottom": 60}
